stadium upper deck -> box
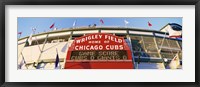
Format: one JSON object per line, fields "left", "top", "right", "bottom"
{"left": 18, "top": 26, "right": 182, "bottom": 69}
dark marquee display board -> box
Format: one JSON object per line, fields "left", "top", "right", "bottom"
{"left": 0, "top": 0, "right": 199, "bottom": 87}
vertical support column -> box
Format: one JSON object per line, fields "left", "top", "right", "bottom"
{"left": 62, "top": 42, "right": 69, "bottom": 69}
{"left": 141, "top": 36, "right": 147, "bottom": 53}
{"left": 176, "top": 40, "right": 182, "bottom": 67}
{"left": 176, "top": 40, "right": 182, "bottom": 50}
{"left": 153, "top": 36, "right": 165, "bottom": 69}
{"left": 34, "top": 36, "right": 42, "bottom": 52}
{"left": 18, "top": 38, "right": 28, "bottom": 59}
{"left": 98, "top": 28, "right": 101, "bottom": 33}
{"left": 35, "top": 34, "right": 49, "bottom": 68}
{"left": 18, "top": 38, "right": 29, "bottom": 69}
{"left": 126, "top": 34, "right": 136, "bottom": 69}
{"left": 153, "top": 37, "right": 162, "bottom": 59}
{"left": 166, "top": 39, "right": 174, "bottom": 56}
{"left": 65, "top": 30, "right": 73, "bottom": 69}
{"left": 21, "top": 52, "right": 28, "bottom": 69}
{"left": 69, "top": 30, "right": 73, "bottom": 40}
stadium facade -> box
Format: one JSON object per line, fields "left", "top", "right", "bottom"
{"left": 18, "top": 24, "right": 182, "bottom": 69}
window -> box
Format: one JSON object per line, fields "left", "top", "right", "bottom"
{"left": 169, "top": 23, "right": 182, "bottom": 31}
{"left": 130, "top": 35, "right": 159, "bottom": 58}
{"left": 155, "top": 37, "right": 182, "bottom": 59}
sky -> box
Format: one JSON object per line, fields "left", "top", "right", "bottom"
{"left": 18, "top": 17, "right": 182, "bottom": 38}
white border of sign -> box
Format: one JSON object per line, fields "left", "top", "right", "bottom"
{"left": 5, "top": 5, "right": 195, "bottom": 82}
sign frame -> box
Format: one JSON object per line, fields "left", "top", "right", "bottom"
{"left": 65, "top": 33, "right": 134, "bottom": 69}
{"left": 0, "top": 0, "right": 199, "bottom": 87}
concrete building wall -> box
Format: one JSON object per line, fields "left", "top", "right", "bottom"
{"left": 18, "top": 42, "right": 68, "bottom": 65}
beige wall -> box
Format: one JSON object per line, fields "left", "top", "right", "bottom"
{"left": 18, "top": 42, "right": 69, "bottom": 67}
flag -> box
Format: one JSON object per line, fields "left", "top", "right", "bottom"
{"left": 50, "top": 23, "right": 55, "bottom": 29}
{"left": 93, "top": 24, "right": 97, "bottom": 27}
{"left": 73, "top": 20, "right": 76, "bottom": 27}
{"left": 18, "top": 32, "right": 22, "bottom": 35}
{"left": 53, "top": 28, "right": 57, "bottom": 31}
{"left": 32, "top": 28, "right": 37, "bottom": 34}
{"left": 27, "top": 33, "right": 33, "bottom": 46}
{"left": 100, "top": 19, "right": 104, "bottom": 24}
{"left": 55, "top": 52, "right": 60, "bottom": 68}
{"left": 61, "top": 43, "right": 68, "bottom": 52}
{"left": 124, "top": 19, "right": 129, "bottom": 24}
{"left": 148, "top": 21, "right": 152, "bottom": 27}
{"left": 32, "top": 28, "right": 36, "bottom": 33}
{"left": 18, "top": 32, "right": 22, "bottom": 39}
{"left": 18, "top": 57, "right": 26, "bottom": 69}
{"left": 32, "top": 28, "right": 36, "bottom": 31}
{"left": 169, "top": 53, "right": 180, "bottom": 69}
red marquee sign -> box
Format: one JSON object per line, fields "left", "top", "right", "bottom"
{"left": 64, "top": 33, "right": 134, "bottom": 69}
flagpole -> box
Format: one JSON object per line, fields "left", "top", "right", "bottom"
{"left": 124, "top": 19, "right": 127, "bottom": 28}
{"left": 32, "top": 29, "right": 35, "bottom": 34}
{"left": 56, "top": 48, "right": 58, "bottom": 54}
{"left": 34, "top": 35, "right": 42, "bottom": 52}
{"left": 124, "top": 19, "right": 126, "bottom": 28}
{"left": 18, "top": 32, "right": 22, "bottom": 39}
{"left": 18, "top": 34, "right": 21, "bottom": 39}
{"left": 148, "top": 21, "right": 152, "bottom": 30}
{"left": 32, "top": 27, "right": 42, "bottom": 52}
{"left": 100, "top": 19, "right": 102, "bottom": 27}
{"left": 100, "top": 19, "right": 104, "bottom": 27}
{"left": 148, "top": 25, "right": 150, "bottom": 30}
{"left": 124, "top": 19, "right": 130, "bottom": 28}
{"left": 18, "top": 33, "right": 22, "bottom": 39}
{"left": 125, "top": 22, "right": 127, "bottom": 28}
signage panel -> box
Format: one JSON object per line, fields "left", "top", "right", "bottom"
{"left": 70, "top": 50, "right": 128, "bottom": 60}
{"left": 65, "top": 33, "right": 134, "bottom": 69}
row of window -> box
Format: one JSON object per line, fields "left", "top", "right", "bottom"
{"left": 130, "top": 35, "right": 182, "bottom": 59}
